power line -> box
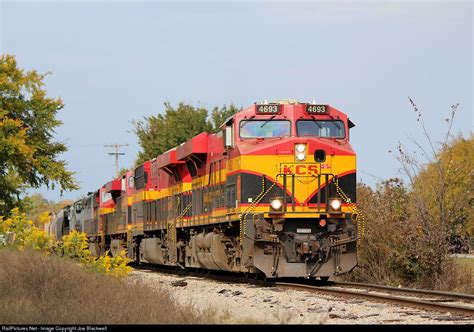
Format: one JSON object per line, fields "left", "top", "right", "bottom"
{"left": 104, "top": 143, "right": 129, "bottom": 178}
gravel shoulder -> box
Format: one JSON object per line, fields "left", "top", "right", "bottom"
{"left": 127, "top": 270, "right": 474, "bottom": 324}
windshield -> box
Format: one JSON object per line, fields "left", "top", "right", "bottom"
{"left": 296, "top": 120, "right": 345, "bottom": 138}
{"left": 240, "top": 120, "right": 291, "bottom": 138}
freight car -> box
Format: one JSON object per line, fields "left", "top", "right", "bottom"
{"left": 47, "top": 100, "right": 359, "bottom": 279}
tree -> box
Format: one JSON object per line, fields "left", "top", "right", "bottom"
{"left": 21, "top": 193, "right": 53, "bottom": 226}
{"left": 350, "top": 100, "right": 473, "bottom": 291}
{"left": 396, "top": 99, "right": 472, "bottom": 251}
{"left": 210, "top": 104, "right": 241, "bottom": 130}
{"left": 132, "top": 102, "right": 240, "bottom": 165}
{"left": 0, "top": 55, "right": 78, "bottom": 214}
{"left": 411, "top": 134, "right": 473, "bottom": 248}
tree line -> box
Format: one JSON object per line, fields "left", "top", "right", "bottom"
{"left": 132, "top": 102, "right": 240, "bottom": 165}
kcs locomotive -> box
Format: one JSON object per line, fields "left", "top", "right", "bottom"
{"left": 46, "top": 100, "right": 358, "bottom": 279}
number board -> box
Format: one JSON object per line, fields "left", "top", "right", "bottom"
{"left": 306, "top": 104, "right": 328, "bottom": 114}
{"left": 256, "top": 104, "right": 281, "bottom": 115}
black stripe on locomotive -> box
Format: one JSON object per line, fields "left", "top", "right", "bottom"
{"left": 227, "top": 172, "right": 356, "bottom": 206}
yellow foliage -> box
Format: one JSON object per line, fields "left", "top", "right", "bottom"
{"left": 24, "top": 228, "right": 54, "bottom": 253}
{"left": 38, "top": 211, "right": 51, "bottom": 226}
{"left": 58, "top": 230, "right": 91, "bottom": 264}
{"left": 88, "top": 250, "right": 132, "bottom": 278}
{"left": 1, "top": 208, "right": 131, "bottom": 277}
{"left": 108, "top": 250, "right": 133, "bottom": 277}
{"left": 58, "top": 231, "right": 131, "bottom": 277}
{"left": 0, "top": 208, "right": 35, "bottom": 247}
{"left": 0, "top": 208, "right": 54, "bottom": 253}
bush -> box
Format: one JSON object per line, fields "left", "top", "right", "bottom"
{"left": 0, "top": 211, "right": 132, "bottom": 278}
{"left": 0, "top": 208, "right": 53, "bottom": 252}
{"left": 88, "top": 250, "right": 132, "bottom": 277}
{"left": 346, "top": 102, "right": 473, "bottom": 293}
{"left": 348, "top": 179, "right": 472, "bottom": 293}
{"left": 23, "top": 228, "right": 54, "bottom": 252}
{"left": 349, "top": 180, "right": 412, "bottom": 285}
{"left": 57, "top": 230, "right": 91, "bottom": 263}
{"left": 57, "top": 230, "right": 132, "bottom": 277}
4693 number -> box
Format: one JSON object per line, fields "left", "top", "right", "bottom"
{"left": 306, "top": 105, "right": 328, "bottom": 114}
{"left": 256, "top": 104, "right": 280, "bottom": 114}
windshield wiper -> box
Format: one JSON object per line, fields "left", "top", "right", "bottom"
{"left": 260, "top": 115, "right": 276, "bottom": 128}
{"left": 240, "top": 115, "right": 255, "bottom": 129}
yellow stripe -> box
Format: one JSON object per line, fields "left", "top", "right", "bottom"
{"left": 100, "top": 207, "right": 115, "bottom": 215}
{"left": 128, "top": 153, "right": 355, "bottom": 230}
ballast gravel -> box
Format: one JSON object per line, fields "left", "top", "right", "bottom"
{"left": 127, "top": 270, "right": 474, "bottom": 324}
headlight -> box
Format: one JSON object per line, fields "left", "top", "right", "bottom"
{"left": 329, "top": 198, "right": 342, "bottom": 212}
{"left": 295, "top": 144, "right": 306, "bottom": 161}
{"left": 296, "top": 144, "right": 306, "bottom": 153}
{"left": 270, "top": 198, "right": 283, "bottom": 212}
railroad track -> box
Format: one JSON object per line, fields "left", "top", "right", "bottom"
{"left": 333, "top": 281, "right": 474, "bottom": 304}
{"left": 131, "top": 263, "right": 474, "bottom": 318}
{"left": 276, "top": 281, "right": 474, "bottom": 317}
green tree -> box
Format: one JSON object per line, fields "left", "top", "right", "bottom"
{"left": 0, "top": 55, "right": 78, "bottom": 214}
{"left": 210, "top": 104, "right": 241, "bottom": 130}
{"left": 133, "top": 102, "right": 240, "bottom": 165}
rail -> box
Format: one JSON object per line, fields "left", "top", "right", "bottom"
{"left": 332, "top": 281, "right": 474, "bottom": 303}
{"left": 275, "top": 281, "right": 474, "bottom": 317}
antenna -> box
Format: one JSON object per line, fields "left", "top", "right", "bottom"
{"left": 104, "top": 143, "right": 129, "bottom": 178}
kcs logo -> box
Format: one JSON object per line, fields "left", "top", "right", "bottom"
{"left": 280, "top": 163, "right": 330, "bottom": 176}
{"left": 280, "top": 163, "right": 331, "bottom": 176}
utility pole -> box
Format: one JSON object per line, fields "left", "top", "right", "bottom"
{"left": 104, "top": 143, "right": 129, "bottom": 178}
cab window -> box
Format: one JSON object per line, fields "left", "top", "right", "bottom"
{"left": 239, "top": 120, "right": 291, "bottom": 138}
{"left": 296, "top": 120, "right": 345, "bottom": 138}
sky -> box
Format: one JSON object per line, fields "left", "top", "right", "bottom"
{"left": 0, "top": 0, "right": 472, "bottom": 202}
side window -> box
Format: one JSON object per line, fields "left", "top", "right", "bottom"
{"left": 134, "top": 165, "right": 146, "bottom": 189}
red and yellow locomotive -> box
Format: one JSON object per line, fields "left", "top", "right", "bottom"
{"left": 51, "top": 100, "right": 358, "bottom": 279}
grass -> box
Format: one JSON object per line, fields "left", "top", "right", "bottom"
{"left": 454, "top": 256, "right": 474, "bottom": 283}
{"left": 0, "top": 248, "right": 242, "bottom": 324}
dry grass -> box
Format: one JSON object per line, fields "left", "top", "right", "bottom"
{"left": 434, "top": 259, "right": 474, "bottom": 294}
{"left": 445, "top": 256, "right": 474, "bottom": 294}
{"left": 0, "top": 248, "right": 225, "bottom": 324}
{"left": 455, "top": 256, "right": 474, "bottom": 279}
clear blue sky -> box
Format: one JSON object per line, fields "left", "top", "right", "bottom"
{"left": 0, "top": 1, "right": 472, "bottom": 202}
